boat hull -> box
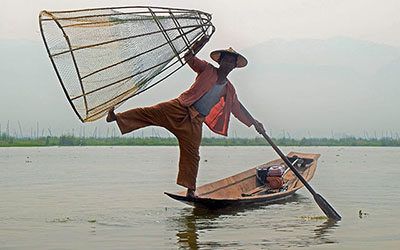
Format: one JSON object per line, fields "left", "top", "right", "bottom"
{"left": 165, "top": 190, "right": 299, "bottom": 209}
{"left": 165, "top": 152, "right": 320, "bottom": 209}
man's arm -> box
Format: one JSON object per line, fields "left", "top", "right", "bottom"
{"left": 232, "top": 99, "right": 266, "bottom": 134}
{"left": 184, "top": 36, "right": 209, "bottom": 73}
{"left": 252, "top": 119, "right": 266, "bottom": 135}
{"left": 184, "top": 36, "right": 209, "bottom": 60}
{"left": 241, "top": 102, "right": 266, "bottom": 135}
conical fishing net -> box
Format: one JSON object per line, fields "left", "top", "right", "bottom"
{"left": 39, "top": 6, "right": 215, "bottom": 122}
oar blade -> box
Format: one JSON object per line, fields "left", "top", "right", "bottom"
{"left": 314, "top": 193, "right": 342, "bottom": 221}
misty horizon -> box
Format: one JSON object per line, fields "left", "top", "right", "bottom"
{"left": 1, "top": 36, "right": 399, "bottom": 138}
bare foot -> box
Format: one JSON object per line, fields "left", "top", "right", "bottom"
{"left": 106, "top": 107, "right": 116, "bottom": 122}
{"left": 186, "top": 188, "right": 198, "bottom": 198}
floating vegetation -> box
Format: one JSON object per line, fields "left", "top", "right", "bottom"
{"left": 359, "top": 210, "right": 369, "bottom": 218}
{"left": 48, "top": 217, "right": 72, "bottom": 223}
{"left": 301, "top": 215, "right": 328, "bottom": 221}
{"left": 25, "top": 156, "right": 32, "bottom": 163}
{"left": 48, "top": 217, "right": 98, "bottom": 223}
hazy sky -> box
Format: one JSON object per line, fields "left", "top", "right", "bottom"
{"left": 2, "top": 0, "right": 400, "bottom": 48}
{"left": 1, "top": 0, "right": 399, "bottom": 138}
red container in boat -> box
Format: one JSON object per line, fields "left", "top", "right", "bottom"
{"left": 267, "top": 176, "right": 284, "bottom": 189}
{"left": 266, "top": 165, "right": 285, "bottom": 189}
{"left": 267, "top": 165, "right": 285, "bottom": 177}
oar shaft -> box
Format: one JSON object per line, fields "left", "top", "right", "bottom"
{"left": 240, "top": 104, "right": 341, "bottom": 221}
{"left": 239, "top": 105, "right": 308, "bottom": 185}
{"left": 259, "top": 130, "right": 317, "bottom": 195}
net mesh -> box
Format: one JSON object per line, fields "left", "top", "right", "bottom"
{"left": 39, "top": 6, "right": 214, "bottom": 122}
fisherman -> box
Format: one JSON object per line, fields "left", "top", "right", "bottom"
{"left": 106, "top": 37, "right": 265, "bottom": 198}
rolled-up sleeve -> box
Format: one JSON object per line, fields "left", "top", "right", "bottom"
{"left": 185, "top": 56, "right": 208, "bottom": 73}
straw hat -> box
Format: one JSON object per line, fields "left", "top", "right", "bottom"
{"left": 210, "top": 47, "right": 248, "bottom": 68}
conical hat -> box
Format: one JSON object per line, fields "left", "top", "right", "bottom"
{"left": 210, "top": 47, "right": 248, "bottom": 68}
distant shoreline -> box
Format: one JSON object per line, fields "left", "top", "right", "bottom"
{"left": 1, "top": 135, "right": 399, "bottom": 147}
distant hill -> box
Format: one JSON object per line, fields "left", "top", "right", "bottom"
{"left": 1, "top": 37, "right": 399, "bottom": 137}
{"left": 231, "top": 37, "right": 400, "bottom": 137}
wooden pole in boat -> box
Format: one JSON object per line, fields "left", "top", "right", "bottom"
{"left": 240, "top": 104, "right": 342, "bottom": 221}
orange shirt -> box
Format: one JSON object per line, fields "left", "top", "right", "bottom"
{"left": 177, "top": 56, "right": 253, "bottom": 136}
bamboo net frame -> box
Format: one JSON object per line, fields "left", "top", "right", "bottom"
{"left": 39, "top": 6, "right": 215, "bottom": 122}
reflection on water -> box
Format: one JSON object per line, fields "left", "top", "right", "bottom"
{"left": 313, "top": 219, "right": 339, "bottom": 244}
{"left": 170, "top": 194, "right": 339, "bottom": 249}
{"left": 175, "top": 209, "right": 200, "bottom": 250}
{"left": 174, "top": 207, "right": 243, "bottom": 249}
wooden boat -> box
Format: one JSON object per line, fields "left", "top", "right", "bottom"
{"left": 165, "top": 152, "right": 320, "bottom": 209}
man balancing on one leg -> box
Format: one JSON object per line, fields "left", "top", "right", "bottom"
{"left": 106, "top": 37, "right": 265, "bottom": 198}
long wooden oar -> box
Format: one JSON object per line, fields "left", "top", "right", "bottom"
{"left": 241, "top": 104, "right": 342, "bottom": 221}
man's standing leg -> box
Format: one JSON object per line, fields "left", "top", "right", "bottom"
{"left": 175, "top": 115, "right": 203, "bottom": 196}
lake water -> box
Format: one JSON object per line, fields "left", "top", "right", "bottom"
{"left": 0, "top": 146, "right": 399, "bottom": 249}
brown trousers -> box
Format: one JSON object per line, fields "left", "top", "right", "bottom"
{"left": 115, "top": 99, "right": 204, "bottom": 190}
